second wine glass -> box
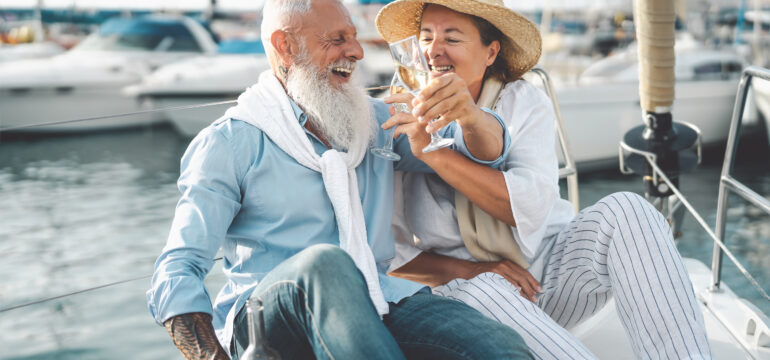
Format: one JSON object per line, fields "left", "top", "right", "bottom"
{"left": 370, "top": 74, "right": 407, "bottom": 161}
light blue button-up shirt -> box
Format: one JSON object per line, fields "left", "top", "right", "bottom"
{"left": 147, "top": 95, "right": 510, "bottom": 348}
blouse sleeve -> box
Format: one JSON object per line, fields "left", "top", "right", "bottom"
{"left": 497, "top": 81, "right": 561, "bottom": 259}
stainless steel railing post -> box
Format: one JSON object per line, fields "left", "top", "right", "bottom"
{"left": 710, "top": 66, "right": 770, "bottom": 291}
{"left": 529, "top": 67, "right": 580, "bottom": 213}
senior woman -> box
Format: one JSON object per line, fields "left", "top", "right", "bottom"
{"left": 377, "top": 1, "right": 712, "bottom": 359}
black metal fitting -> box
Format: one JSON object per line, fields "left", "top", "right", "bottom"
{"left": 621, "top": 111, "right": 700, "bottom": 198}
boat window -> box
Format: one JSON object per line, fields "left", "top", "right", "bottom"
{"left": 724, "top": 61, "right": 743, "bottom": 76}
{"left": 693, "top": 61, "right": 743, "bottom": 80}
{"left": 217, "top": 40, "right": 265, "bottom": 54}
{"left": 581, "top": 60, "right": 631, "bottom": 79}
{"left": 73, "top": 18, "right": 202, "bottom": 53}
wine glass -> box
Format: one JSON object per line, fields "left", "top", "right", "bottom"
{"left": 388, "top": 35, "right": 454, "bottom": 153}
{"left": 370, "top": 74, "right": 406, "bottom": 161}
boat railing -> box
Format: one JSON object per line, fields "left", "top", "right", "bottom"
{"left": 0, "top": 99, "right": 237, "bottom": 133}
{"left": 619, "top": 66, "right": 770, "bottom": 303}
{"left": 712, "top": 66, "right": 770, "bottom": 293}
{"left": 527, "top": 67, "right": 580, "bottom": 213}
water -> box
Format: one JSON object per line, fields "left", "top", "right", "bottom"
{"left": 0, "top": 125, "right": 768, "bottom": 359}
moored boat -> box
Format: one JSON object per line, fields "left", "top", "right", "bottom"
{"left": 0, "top": 15, "right": 218, "bottom": 133}
{"left": 550, "top": 41, "right": 747, "bottom": 170}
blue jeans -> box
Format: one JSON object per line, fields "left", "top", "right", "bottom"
{"left": 234, "top": 244, "right": 532, "bottom": 359}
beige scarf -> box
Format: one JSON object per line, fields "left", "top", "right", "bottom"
{"left": 454, "top": 78, "right": 529, "bottom": 267}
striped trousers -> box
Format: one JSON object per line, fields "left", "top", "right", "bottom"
{"left": 433, "top": 192, "right": 712, "bottom": 359}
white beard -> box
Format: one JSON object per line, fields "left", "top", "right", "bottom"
{"left": 285, "top": 57, "right": 375, "bottom": 152}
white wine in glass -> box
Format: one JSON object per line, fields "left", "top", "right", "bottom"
{"left": 388, "top": 35, "right": 454, "bottom": 153}
{"left": 394, "top": 64, "right": 429, "bottom": 93}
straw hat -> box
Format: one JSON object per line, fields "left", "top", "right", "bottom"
{"left": 375, "top": 0, "right": 541, "bottom": 80}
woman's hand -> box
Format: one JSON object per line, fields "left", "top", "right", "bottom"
{"left": 383, "top": 92, "right": 433, "bottom": 158}
{"left": 467, "top": 260, "right": 541, "bottom": 302}
{"left": 411, "top": 73, "right": 488, "bottom": 133}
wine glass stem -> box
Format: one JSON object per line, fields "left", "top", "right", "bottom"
{"left": 429, "top": 119, "right": 442, "bottom": 141}
{"left": 384, "top": 126, "right": 396, "bottom": 151}
{"left": 385, "top": 102, "right": 409, "bottom": 151}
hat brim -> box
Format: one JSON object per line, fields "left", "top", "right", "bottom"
{"left": 375, "top": 0, "right": 541, "bottom": 80}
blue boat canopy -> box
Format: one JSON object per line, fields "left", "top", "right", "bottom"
{"left": 217, "top": 39, "right": 265, "bottom": 54}
{"left": 75, "top": 16, "right": 204, "bottom": 52}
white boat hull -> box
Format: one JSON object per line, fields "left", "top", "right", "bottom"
{"left": 556, "top": 79, "right": 740, "bottom": 170}
{"left": 0, "top": 85, "right": 161, "bottom": 132}
{"left": 150, "top": 96, "right": 236, "bottom": 137}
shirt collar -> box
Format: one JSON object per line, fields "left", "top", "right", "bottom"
{"left": 287, "top": 97, "right": 308, "bottom": 127}
{"left": 286, "top": 95, "right": 331, "bottom": 150}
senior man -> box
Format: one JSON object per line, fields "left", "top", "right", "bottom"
{"left": 146, "top": 0, "right": 533, "bottom": 359}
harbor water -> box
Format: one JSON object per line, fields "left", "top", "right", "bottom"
{"left": 0, "top": 124, "right": 768, "bottom": 359}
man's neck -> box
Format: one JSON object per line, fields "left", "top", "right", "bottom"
{"left": 303, "top": 115, "right": 332, "bottom": 149}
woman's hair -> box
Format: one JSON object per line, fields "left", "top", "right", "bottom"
{"left": 468, "top": 15, "right": 514, "bottom": 82}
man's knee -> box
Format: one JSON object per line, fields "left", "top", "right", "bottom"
{"left": 293, "top": 244, "right": 355, "bottom": 275}
{"left": 393, "top": 294, "right": 533, "bottom": 359}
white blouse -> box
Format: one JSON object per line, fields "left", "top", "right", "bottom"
{"left": 390, "top": 79, "right": 576, "bottom": 279}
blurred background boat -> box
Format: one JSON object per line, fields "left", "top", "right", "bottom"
{"left": 126, "top": 14, "right": 393, "bottom": 137}
{"left": 0, "top": 41, "right": 64, "bottom": 61}
{"left": 0, "top": 15, "right": 218, "bottom": 132}
{"left": 753, "top": 74, "right": 770, "bottom": 143}
{"left": 124, "top": 38, "right": 269, "bottom": 136}
{"left": 551, "top": 35, "right": 751, "bottom": 170}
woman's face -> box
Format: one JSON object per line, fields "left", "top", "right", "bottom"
{"left": 419, "top": 5, "right": 500, "bottom": 99}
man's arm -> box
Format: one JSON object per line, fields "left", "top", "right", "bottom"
{"left": 164, "top": 313, "right": 229, "bottom": 360}
{"left": 148, "top": 126, "right": 244, "bottom": 359}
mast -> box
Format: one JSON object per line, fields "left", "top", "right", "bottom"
{"left": 620, "top": 0, "right": 700, "bottom": 226}
{"left": 34, "top": 0, "right": 45, "bottom": 42}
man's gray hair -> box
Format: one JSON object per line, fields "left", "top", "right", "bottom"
{"left": 260, "top": 0, "right": 313, "bottom": 49}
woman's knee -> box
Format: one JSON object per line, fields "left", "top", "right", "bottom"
{"left": 597, "top": 192, "right": 665, "bottom": 221}
{"left": 597, "top": 192, "right": 672, "bottom": 243}
{"left": 597, "top": 192, "right": 645, "bottom": 211}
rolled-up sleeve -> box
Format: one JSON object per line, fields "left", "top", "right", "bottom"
{"left": 445, "top": 107, "right": 511, "bottom": 169}
{"left": 498, "top": 83, "right": 561, "bottom": 259}
{"left": 147, "top": 127, "right": 242, "bottom": 325}
{"left": 384, "top": 99, "right": 511, "bottom": 172}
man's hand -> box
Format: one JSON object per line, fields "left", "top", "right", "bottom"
{"left": 383, "top": 93, "right": 433, "bottom": 159}
{"left": 467, "top": 260, "right": 541, "bottom": 302}
{"left": 164, "top": 312, "right": 230, "bottom": 360}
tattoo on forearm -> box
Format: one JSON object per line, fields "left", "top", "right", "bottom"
{"left": 164, "top": 312, "right": 229, "bottom": 360}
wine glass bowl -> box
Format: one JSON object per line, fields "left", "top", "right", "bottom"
{"left": 388, "top": 35, "right": 454, "bottom": 153}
